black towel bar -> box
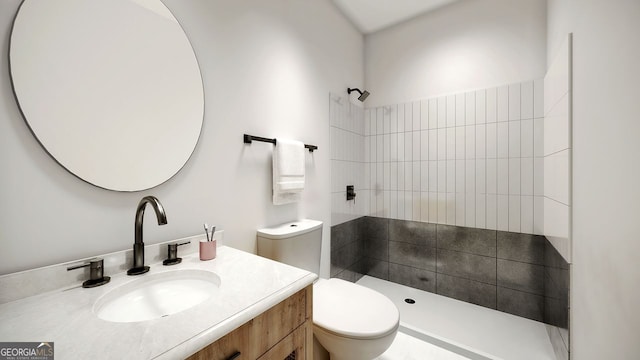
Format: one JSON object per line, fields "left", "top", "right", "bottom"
{"left": 243, "top": 134, "right": 317, "bottom": 152}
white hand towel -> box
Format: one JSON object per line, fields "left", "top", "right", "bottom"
{"left": 273, "top": 138, "right": 305, "bottom": 205}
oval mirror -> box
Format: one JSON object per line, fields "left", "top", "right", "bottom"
{"left": 9, "top": 0, "right": 204, "bottom": 191}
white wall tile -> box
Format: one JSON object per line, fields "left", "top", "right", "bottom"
{"left": 521, "top": 119, "right": 534, "bottom": 157}
{"left": 429, "top": 98, "right": 438, "bottom": 129}
{"left": 390, "top": 133, "right": 398, "bottom": 161}
{"left": 413, "top": 101, "right": 421, "bottom": 131}
{"left": 466, "top": 92, "right": 476, "bottom": 125}
{"left": 466, "top": 191, "right": 476, "bottom": 227}
{"left": 438, "top": 128, "right": 446, "bottom": 160}
{"left": 466, "top": 126, "right": 476, "bottom": 159}
{"left": 413, "top": 131, "right": 421, "bottom": 161}
{"left": 521, "top": 195, "right": 534, "bottom": 234}
{"left": 377, "top": 135, "right": 384, "bottom": 162}
{"left": 521, "top": 157, "right": 534, "bottom": 196}
{"left": 476, "top": 124, "right": 486, "bottom": 159}
{"left": 413, "top": 191, "right": 421, "bottom": 221}
{"left": 428, "top": 192, "right": 438, "bottom": 223}
{"left": 476, "top": 193, "right": 486, "bottom": 228}
{"left": 364, "top": 109, "right": 371, "bottom": 136}
{"left": 534, "top": 78, "right": 544, "bottom": 119}
{"left": 486, "top": 194, "right": 497, "bottom": 230}
{"left": 497, "top": 122, "right": 509, "bottom": 158}
{"left": 446, "top": 128, "right": 456, "bottom": 160}
{"left": 437, "top": 97, "right": 446, "bottom": 128}
{"left": 486, "top": 123, "right": 497, "bottom": 158}
{"left": 486, "top": 87, "right": 497, "bottom": 123}
{"left": 404, "top": 103, "right": 413, "bottom": 131}
{"left": 397, "top": 162, "right": 405, "bottom": 191}
{"left": 544, "top": 149, "right": 570, "bottom": 205}
{"left": 438, "top": 193, "right": 447, "bottom": 223}
{"left": 476, "top": 159, "right": 486, "bottom": 194}
{"left": 509, "top": 158, "right": 521, "bottom": 195}
{"left": 533, "top": 196, "right": 544, "bottom": 235}
{"left": 397, "top": 133, "right": 405, "bottom": 161}
{"left": 389, "top": 191, "right": 397, "bottom": 218}
{"left": 456, "top": 127, "right": 465, "bottom": 160}
{"left": 497, "top": 158, "right": 509, "bottom": 195}
{"left": 397, "top": 190, "right": 405, "bottom": 219}
{"left": 404, "top": 132, "right": 413, "bottom": 161}
{"left": 508, "top": 83, "right": 521, "bottom": 121}
{"left": 420, "top": 130, "right": 429, "bottom": 160}
{"left": 429, "top": 130, "right": 438, "bottom": 161}
{"left": 412, "top": 161, "right": 421, "bottom": 192}
{"left": 421, "top": 100, "right": 429, "bottom": 130}
{"left": 404, "top": 161, "right": 413, "bottom": 191}
{"left": 447, "top": 159, "right": 456, "bottom": 193}
{"left": 397, "top": 103, "right": 405, "bottom": 133}
{"left": 446, "top": 95, "right": 456, "bottom": 127}
{"left": 456, "top": 160, "right": 465, "bottom": 193}
{"left": 509, "top": 121, "right": 521, "bottom": 158}
{"left": 428, "top": 161, "right": 438, "bottom": 192}
{"left": 497, "top": 85, "right": 509, "bottom": 122}
{"left": 476, "top": 89, "right": 486, "bottom": 124}
{"left": 420, "top": 161, "right": 429, "bottom": 191}
{"left": 377, "top": 108, "right": 384, "bottom": 134}
{"left": 421, "top": 192, "right": 429, "bottom": 222}
{"left": 383, "top": 107, "right": 391, "bottom": 134}
{"left": 438, "top": 160, "right": 446, "bottom": 192}
{"left": 486, "top": 158, "right": 497, "bottom": 194}
{"left": 389, "top": 105, "right": 398, "bottom": 134}
{"left": 456, "top": 93, "right": 465, "bottom": 126}
{"left": 447, "top": 193, "right": 456, "bottom": 225}
{"left": 383, "top": 163, "right": 390, "bottom": 190}
{"left": 383, "top": 134, "right": 391, "bottom": 162}
{"left": 534, "top": 118, "right": 544, "bottom": 157}
{"left": 497, "top": 195, "right": 509, "bottom": 231}
{"left": 404, "top": 191, "right": 413, "bottom": 221}
{"left": 390, "top": 162, "right": 398, "bottom": 190}
{"left": 466, "top": 160, "right": 476, "bottom": 194}
{"left": 521, "top": 81, "right": 534, "bottom": 120}
{"left": 534, "top": 157, "right": 544, "bottom": 196}
{"left": 383, "top": 190, "right": 390, "bottom": 217}
{"left": 456, "top": 192, "right": 465, "bottom": 226}
{"left": 509, "top": 195, "right": 521, "bottom": 232}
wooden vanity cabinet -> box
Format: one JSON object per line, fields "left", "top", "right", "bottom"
{"left": 187, "top": 285, "right": 313, "bottom": 360}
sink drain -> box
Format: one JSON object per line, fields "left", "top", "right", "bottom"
{"left": 404, "top": 298, "right": 416, "bottom": 304}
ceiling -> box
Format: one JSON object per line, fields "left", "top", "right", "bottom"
{"left": 332, "top": 0, "right": 459, "bottom": 34}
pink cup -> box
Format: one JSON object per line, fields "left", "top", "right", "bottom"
{"left": 199, "top": 239, "right": 217, "bottom": 261}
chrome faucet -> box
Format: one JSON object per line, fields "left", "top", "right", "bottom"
{"left": 127, "top": 196, "right": 167, "bottom": 275}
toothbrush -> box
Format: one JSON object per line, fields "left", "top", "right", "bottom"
{"left": 209, "top": 225, "right": 216, "bottom": 241}
{"left": 203, "top": 223, "right": 210, "bottom": 242}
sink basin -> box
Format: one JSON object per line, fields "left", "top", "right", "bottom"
{"left": 94, "top": 269, "right": 221, "bottom": 323}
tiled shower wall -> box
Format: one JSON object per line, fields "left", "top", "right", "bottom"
{"left": 362, "top": 80, "right": 545, "bottom": 234}
{"left": 330, "top": 217, "right": 569, "bottom": 330}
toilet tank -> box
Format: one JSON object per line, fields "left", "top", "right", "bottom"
{"left": 257, "top": 219, "right": 323, "bottom": 274}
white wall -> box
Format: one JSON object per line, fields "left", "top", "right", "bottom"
{"left": 547, "top": 0, "right": 640, "bottom": 357}
{"left": 0, "top": 0, "right": 363, "bottom": 277}
{"left": 362, "top": 80, "right": 545, "bottom": 234}
{"left": 364, "top": 0, "right": 547, "bottom": 108}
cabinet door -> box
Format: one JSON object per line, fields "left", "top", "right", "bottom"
{"left": 186, "top": 321, "right": 250, "bottom": 360}
{"left": 257, "top": 324, "right": 306, "bottom": 360}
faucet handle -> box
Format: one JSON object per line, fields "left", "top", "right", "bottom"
{"left": 163, "top": 241, "right": 190, "bottom": 266}
{"left": 67, "top": 258, "right": 111, "bottom": 288}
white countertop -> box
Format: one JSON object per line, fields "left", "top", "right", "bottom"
{"left": 0, "top": 246, "right": 317, "bottom": 359}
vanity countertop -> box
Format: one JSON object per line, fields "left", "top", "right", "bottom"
{"left": 0, "top": 246, "right": 317, "bottom": 359}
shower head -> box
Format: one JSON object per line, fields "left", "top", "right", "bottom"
{"left": 348, "top": 88, "right": 370, "bottom": 102}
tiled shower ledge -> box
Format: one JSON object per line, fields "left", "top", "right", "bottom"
{"left": 357, "top": 275, "right": 556, "bottom": 360}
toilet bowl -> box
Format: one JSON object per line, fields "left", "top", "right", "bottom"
{"left": 313, "top": 278, "right": 399, "bottom": 360}
{"left": 257, "top": 220, "right": 399, "bottom": 360}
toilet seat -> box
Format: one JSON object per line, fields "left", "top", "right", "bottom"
{"left": 313, "top": 278, "right": 400, "bottom": 340}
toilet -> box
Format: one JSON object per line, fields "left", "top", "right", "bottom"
{"left": 257, "top": 219, "right": 399, "bottom": 360}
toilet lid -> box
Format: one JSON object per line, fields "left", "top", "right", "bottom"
{"left": 313, "top": 278, "right": 399, "bottom": 339}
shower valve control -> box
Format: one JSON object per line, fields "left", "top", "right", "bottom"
{"left": 346, "top": 185, "right": 356, "bottom": 201}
